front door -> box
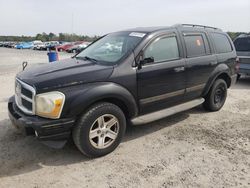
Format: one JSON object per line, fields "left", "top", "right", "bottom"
{"left": 137, "top": 33, "right": 186, "bottom": 114}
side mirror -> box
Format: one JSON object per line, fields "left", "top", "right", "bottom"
{"left": 140, "top": 57, "right": 154, "bottom": 65}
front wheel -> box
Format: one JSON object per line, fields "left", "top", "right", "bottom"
{"left": 73, "top": 102, "right": 126, "bottom": 157}
{"left": 203, "top": 79, "right": 227, "bottom": 111}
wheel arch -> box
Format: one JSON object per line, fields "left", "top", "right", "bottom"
{"left": 202, "top": 64, "right": 232, "bottom": 97}
{"left": 64, "top": 82, "right": 138, "bottom": 119}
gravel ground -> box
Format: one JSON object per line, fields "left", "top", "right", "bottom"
{"left": 0, "top": 48, "right": 249, "bottom": 188}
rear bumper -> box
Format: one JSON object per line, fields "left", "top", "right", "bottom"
{"left": 8, "top": 96, "right": 75, "bottom": 142}
{"left": 239, "top": 58, "right": 250, "bottom": 74}
{"left": 239, "top": 66, "right": 250, "bottom": 75}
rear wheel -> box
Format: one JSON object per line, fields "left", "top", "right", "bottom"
{"left": 73, "top": 102, "right": 126, "bottom": 157}
{"left": 203, "top": 79, "right": 227, "bottom": 111}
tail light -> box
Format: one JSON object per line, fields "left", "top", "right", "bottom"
{"left": 235, "top": 57, "right": 240, "bottom": 73}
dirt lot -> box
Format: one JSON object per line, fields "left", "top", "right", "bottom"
{"left": 0, "top": 48, "right": 249, "bottom": 188}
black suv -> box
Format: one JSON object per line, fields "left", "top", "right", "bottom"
{"left": 8, "top": 24, "right": 237, "bottom": 157}
{"left": 234, "top": 34, "right": 250, "bottom": 78}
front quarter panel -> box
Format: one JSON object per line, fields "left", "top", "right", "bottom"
{"left": 59, "top": 82, "right": 138, "bottom": 118}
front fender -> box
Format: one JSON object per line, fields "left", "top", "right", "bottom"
{"left": 60, "top": 82, "right": 138, "bottom": 118}
{"left": 202, "top": 64, "right": 231, "bottom": 96}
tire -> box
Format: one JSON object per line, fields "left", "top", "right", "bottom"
{"left": 73, "top": 102, "right": 126, "bottom": 157}
{"left": 203, "top": 79, "right": 227, "bottom": 111}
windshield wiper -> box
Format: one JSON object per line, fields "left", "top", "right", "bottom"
{"left": 76, "top": 56, "right": 98, "bottom": 63}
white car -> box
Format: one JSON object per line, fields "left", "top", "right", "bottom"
{"left": 33, "top": 41, "right": 44, "bottom": 50}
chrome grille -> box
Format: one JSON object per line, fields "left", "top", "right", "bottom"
{"left": 15, "top": 78, "right": 36, "bottom": 115}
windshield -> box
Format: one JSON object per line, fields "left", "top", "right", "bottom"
{"left": 76, "top": 32, "right": 146, "bottom": 65}
{"left": 234, "top": 37, "right": 250, "bottom": 52}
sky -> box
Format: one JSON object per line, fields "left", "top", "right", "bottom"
{"left": 0, "top": 0, "right": 249, "bottom": 36}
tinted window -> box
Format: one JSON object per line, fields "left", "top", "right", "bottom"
{"left": 234, "top": 37, "right": 250, "bottom": 52}
{"left": 144, "top": 36, "right": 179, "bottom": 62}
{"left": 211, "top": 33, "right": 232, "bottom": 53}
{"left": 184, "top": 35, "right": 206, "bottom": 57}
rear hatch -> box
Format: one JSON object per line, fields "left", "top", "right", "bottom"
{"left": 234, "top": 37, "right": 250, "bottom": 71}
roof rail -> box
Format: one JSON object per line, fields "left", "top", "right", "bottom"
{"left": 174, "top": 24, "right": 222, "bottom": 31}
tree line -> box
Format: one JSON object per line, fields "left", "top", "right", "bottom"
{"left": 0, "top": 32, "right": 100, "bottom": 42}
{"left": 227, "top": 32, "right": 249, "bottom": 41}
{"left": 0, "top": 32, "right": 249, "bottom": 42}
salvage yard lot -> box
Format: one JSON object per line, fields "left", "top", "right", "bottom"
{"left": 0, "top": 48, "right": 249, "bottom": 187}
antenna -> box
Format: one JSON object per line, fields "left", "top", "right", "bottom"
{"left": 71, "top": 13, "right": 74, "bottom": 34}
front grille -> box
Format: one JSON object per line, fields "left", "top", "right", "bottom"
{"left": 15, "top": 78, "right": 36, "bottom": 115}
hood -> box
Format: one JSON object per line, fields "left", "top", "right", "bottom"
{"left": 17, "top": 58, "right": 114, "bottom": 93}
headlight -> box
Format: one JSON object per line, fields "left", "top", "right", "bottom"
{"left": 35, "top": 91, "right": 65, "bottom": 119}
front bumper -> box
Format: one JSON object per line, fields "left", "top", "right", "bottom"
{"left": 8, "top": 96, "right": 75, "bottom": 142}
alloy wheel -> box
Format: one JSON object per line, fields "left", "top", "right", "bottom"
{"left": 89, "top": 114, "right": 119, "bottom": 149}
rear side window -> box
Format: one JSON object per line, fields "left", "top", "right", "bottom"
{"left": 211, "top": 33, "right": 232, "bottom": 53}
{"left": 184, "top": 35, "right": 206, "bottom": 57}
{"left": 144, "top": 36, "right": 180, "bottom": 62}
{"left": 234, "top": 37, "right": 250, "bottom": 52}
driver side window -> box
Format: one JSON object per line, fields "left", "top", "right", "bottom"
{"left": 144, "top": 36, "right": 180, "bottom": 63}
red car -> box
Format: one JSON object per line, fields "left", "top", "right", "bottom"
{"left": 56, "top": 41, "right": 84, "bottom": 52}
{"left": 56, "top": 43, "right": 74, "bottom": 52}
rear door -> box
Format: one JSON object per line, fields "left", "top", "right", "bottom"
{"left": 181, "top": 31, "right": 217, "bottom": 100}
{"left": 137, "top": 31, "right": 186, "bottom": 114}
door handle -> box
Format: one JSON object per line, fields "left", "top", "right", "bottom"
{"left": 174, "top": 66, "right": 185, "bottom": 72}
{"left": 210, "top": 61, "right": 217, "bottom": 66}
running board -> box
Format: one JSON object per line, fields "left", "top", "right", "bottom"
{"left": 131, "top": 98, "right": 205, "bottom": 125}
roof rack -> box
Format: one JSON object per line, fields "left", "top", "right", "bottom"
{"left": 174, "top": 24, "right": 222, "bottom": 31}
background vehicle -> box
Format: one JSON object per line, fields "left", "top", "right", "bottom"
{"left": 8, "top": 24, "right": 237, "bottom": 157}
{"left": 6, "top": 42, "right": 17, "bottom": 48}
{"left": 66, "top": 42, "right": 90, "bottom": 53}
{"left": 38, "top": 42, "right": 50, "bottom": 50}
{"left": 15, "top": 42, "right": 33, "bottom": 49}
{"left": 33, "top": 41, "right": 44, "bottom": 50}
{"left": 56, "top": 42, "right": 73, "bottom": 51}
{"left": 75, "top": 42, "right": 91, "bottom": 53}
{"left": 47, "top": 41, "right": 60, "bottom": 50}
{"left": 234, "top": 34, "right": 250, "bottom": 78}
